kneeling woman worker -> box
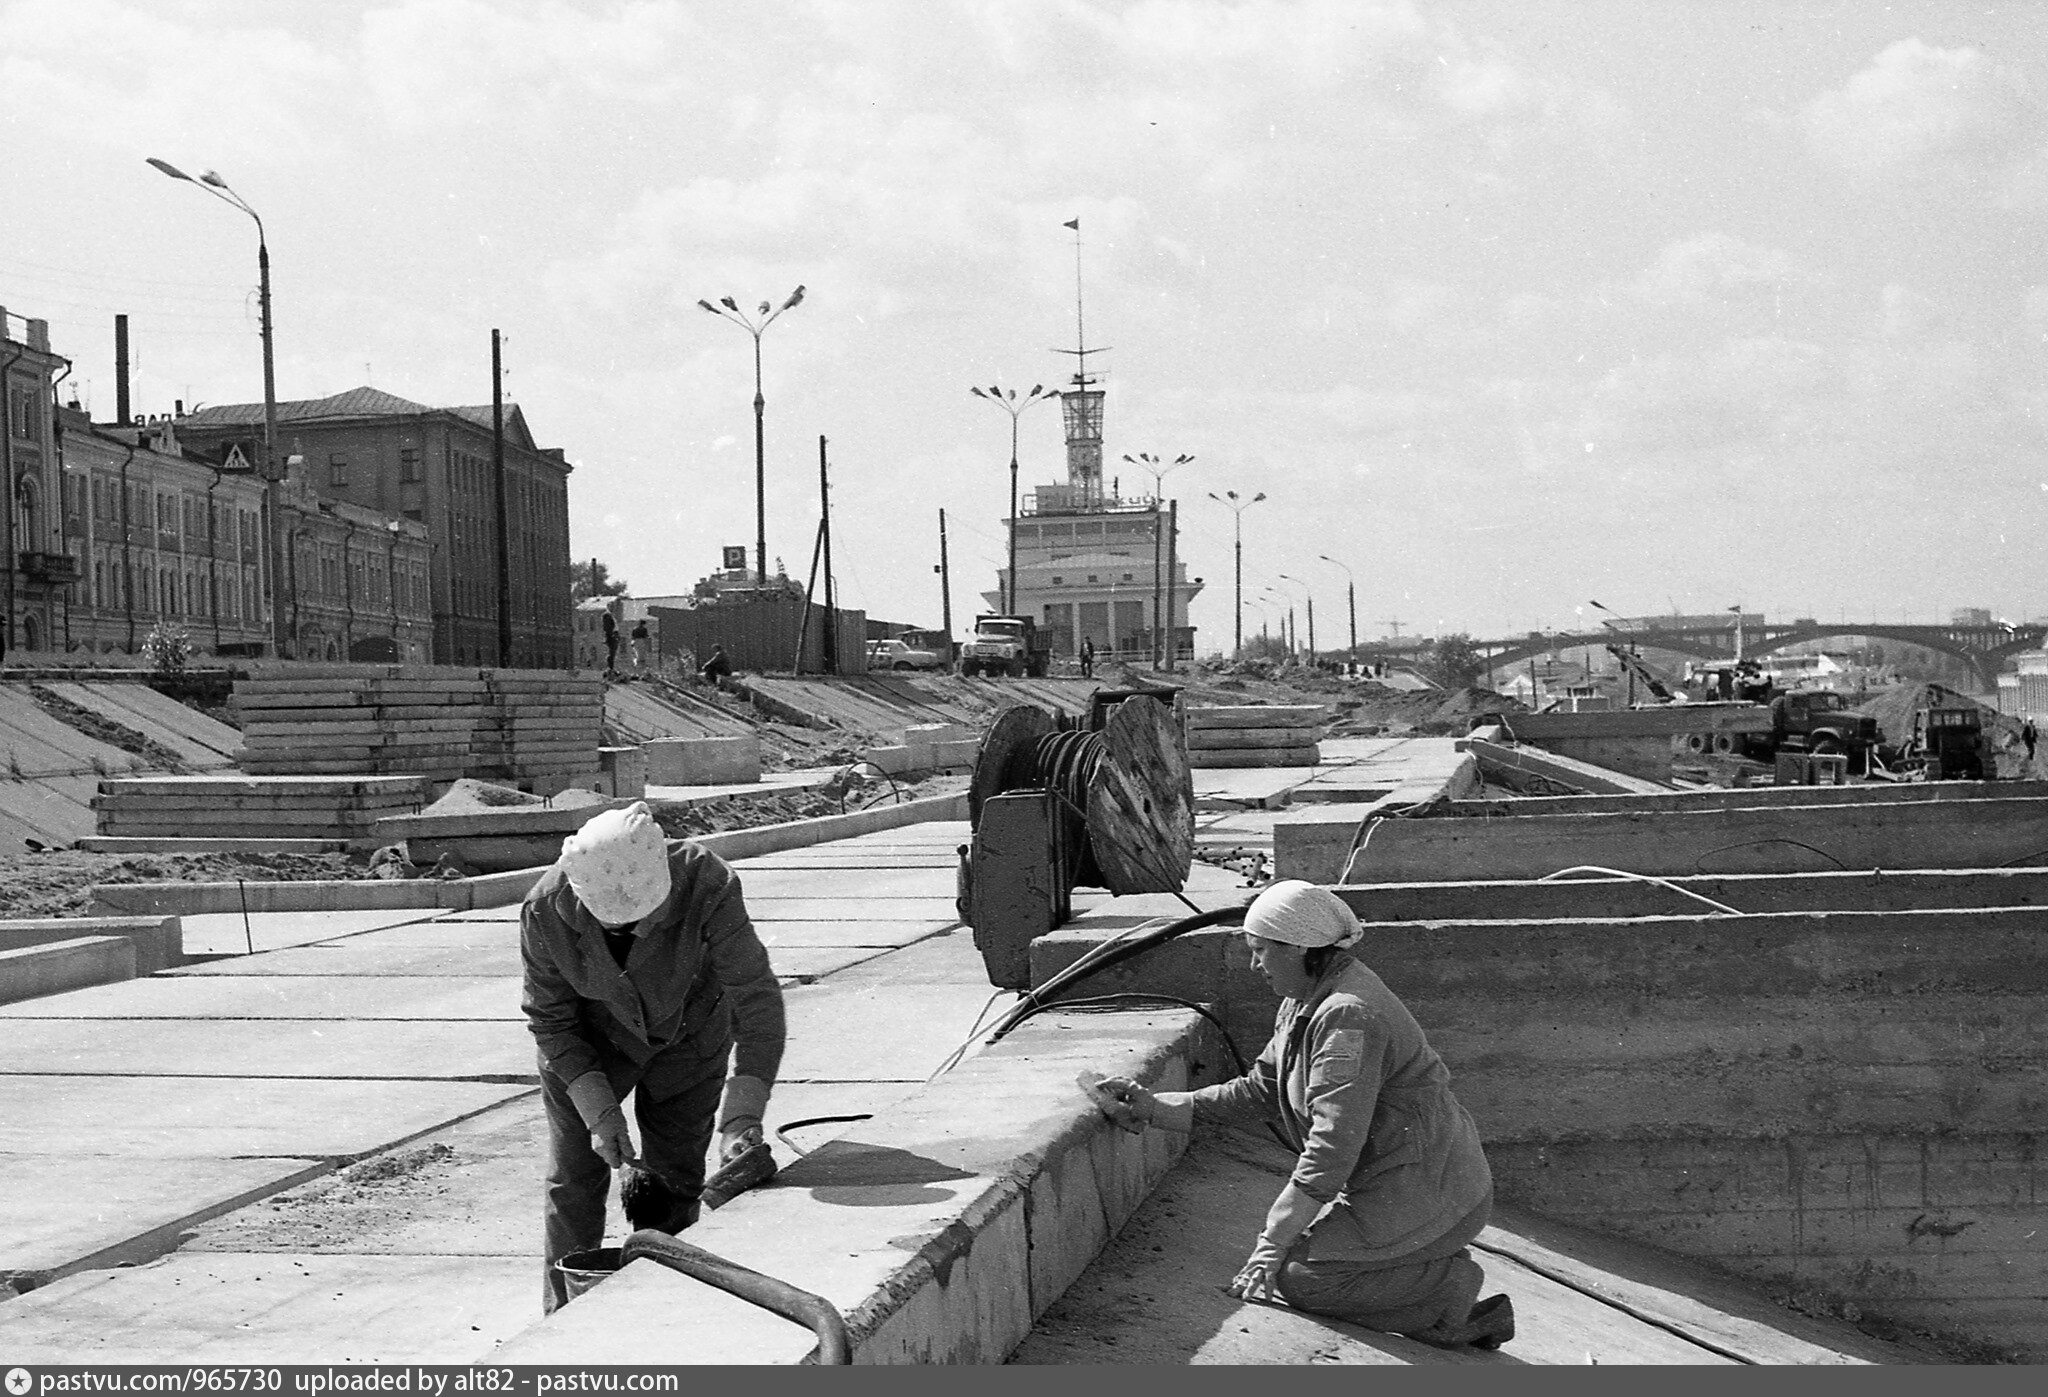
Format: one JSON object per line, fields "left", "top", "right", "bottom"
{"left": 1088, "top": 880, "right": 1513, "bottom": 1349}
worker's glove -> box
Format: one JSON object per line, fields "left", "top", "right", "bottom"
{"left": 1228, "top": 1235, "right": 1290, "bottom": 1303}
{"left": 1083, "top": 1073, "right": 1153, "bottom": 1134}
{"left": 566, "top": 1071, "right": 638, "bottom": 1170}
{"left": 717, "top": 1074, "right": 771, "bottom": 1163}
{"left": 589, "top": 1104, "right": 638, "bottom": 1170}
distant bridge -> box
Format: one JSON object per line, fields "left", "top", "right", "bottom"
{"left": 1359, "top": 621, "right": 2048, "bottom": 692}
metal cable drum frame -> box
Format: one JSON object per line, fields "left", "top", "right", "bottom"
{"left": 960, "top": 689, "right": 1196, "bottom": 989}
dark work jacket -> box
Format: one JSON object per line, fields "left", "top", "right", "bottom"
{"left": 1192, "top": 956, "right": 1492, "bottom": 1265}
{"left": 520, "top": 840, "right": 785, "bottom": 1089}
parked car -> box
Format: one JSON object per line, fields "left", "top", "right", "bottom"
{"left": 868, "top": 635, "right": 946, "bottom": 671}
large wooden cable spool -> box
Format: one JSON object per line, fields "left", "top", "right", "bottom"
{"left": 968, "top": 695, "right": 1193, "bottom": 895}
{"left": 1086, "top": 692, "right": 1195, "bottom": 893}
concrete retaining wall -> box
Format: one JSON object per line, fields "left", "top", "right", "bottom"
{"left": 0, "top": 916, "right": 184, "bottom": 974}
{"left": 487, "top": 1008, "right": 1222, "bottom": 1364}
{"left": 1029, "top": 901, "right": 2048, "bottom": 1360}
{"left": 1496, "top": 706, "right": 1774, "bottom": 783}
{"left": 1326, "top": 867, "right": 2048, "bottom": 923}
{"left": 1279, "top": 794, "right": 2048, "bottom": 884}
{"left": 0, "top": 936, "right": 135, "bottom": 1005}
{"left": 1442, "top": 778, "right": 2048, "bottom": 819}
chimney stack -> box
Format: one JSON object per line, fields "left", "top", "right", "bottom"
{"left": 115, "top": 314, "right": 131, "bottom": 426}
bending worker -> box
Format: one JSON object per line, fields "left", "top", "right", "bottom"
{"left": 1087, "top": 879, "right": 1512, "bottom": 1349}
{"left": 521, "top": 801, "right": 786, "bottom": 1313}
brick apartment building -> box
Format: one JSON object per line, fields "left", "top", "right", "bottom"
{"left": 177, "top": 387, "right": 573, "bottom": 667}
{"left": 2, "top": 308, "right": 72, "bottom": 656}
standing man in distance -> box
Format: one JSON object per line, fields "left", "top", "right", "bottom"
{"left": 521, "top": 802, "right": 786, "bottom": 1313}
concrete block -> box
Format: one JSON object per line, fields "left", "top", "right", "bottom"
{"left": 0, "top": 937, "right": 135, "bottom": 1007}
{"left": 928, "top": 739, "right": 980, "bottom": 770}
{"left": 857, "top": 744, "right": 922, "bottom": 776}
{"left": 1462, "top": 737, "right": 1672, "bottom": 795}
{"left": 0, "top": 917, "right": 183, "bottom": 975}
{"left": 599, "top": 745, "right": 647, "bottom": 799}
{"left": 1189, "top": 746, "right": 1320, "bottom": 768}
{"left": 900, "top": 722, "right": 971, "bottom": 749}
{"left": 1292, "top": 795, "right": 2048, "bottom": 886}
{"left": 641, "top": 735, "right": 760, "bottom": 785}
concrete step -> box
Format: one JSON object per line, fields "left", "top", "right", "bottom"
{"left": 0, "top": 936, "right": 136, "bottom": 1007}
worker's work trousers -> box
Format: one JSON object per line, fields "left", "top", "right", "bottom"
{"left": 541, "top": 1034, "right": 730, "bottom": 1314}
{"left": 1276, "top": 1195, "right": 1491, "bottom": 1343}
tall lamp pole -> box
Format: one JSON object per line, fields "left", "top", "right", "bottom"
{"left": 699, "top": 287, "right": 805, "bottom": 585}
{"left": 970, "top": 384, "right": 1057, "bottom": 614}
{"left": 1318, "top": 554, "right": 1356, "bottom": 661}
{"left": 1279, "top": 572, "right": 1316, "bottom": 660}
{"left": 1124, "top": 452, "right": 1193, "bottom": 666}
{"left": 1207, "top": 489, "right": 1266, "bottom": 659}
{"left": 148, "top": 158, "right": 289, "bottom": 658}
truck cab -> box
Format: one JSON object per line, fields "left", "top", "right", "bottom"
{"left": 961, "top": 615, "right": 1050, "bottom": 678}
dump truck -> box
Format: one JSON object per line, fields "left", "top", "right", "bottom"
{"left": 960, "top": 614, "right": 1050, "bottom": 678}
{"left": 1744, "top": 689, "right": 1882, "bottom": 772}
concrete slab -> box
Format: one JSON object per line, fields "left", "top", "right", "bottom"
{"left": 644, "top": 768, "right": 837, "bottom": 806}
{"left": 0, "top": 975, "right": 518, "bottom": 1020}
{"left": 187, "top": 1095, "right": 547, "bottom": 1259}
{"left": 742, "top": 896, "right": 961, "bottom": 921}
{"left": 178, "top": 908, "right": 442, "bottom": 956}
{"left": 322, "top": 921, "right": 518, "bottom": 946}
{"left": 736, "top": 852, "right": 962, "bottom": 869}
{"left": 0, "top": 1076, "right": 532, "bottom": 1158}
{"left": 0, "top": 1254, "right": 536, "bottom": 1364}
{"left": 429, "top": 906, "right": 524, "bottom": 921}
{"left": 735, "top": 867, "right": 957, "bottom": 898}
{"left": 63, "top": 680, "right": 245, "bottom": 762}
{"left": 768, "top": 946, "right": 894, "bottom": 982}
{"left": 1, "top": 1154, "right": 325, "bottom": 1284}
{"left": 0, "top": 936, "right": 134, "bottom": 1005}
{"left": 0, "top": 1018, "right": 533, "bottom": 1080}
{"left": 752, "top": 919, "right": 954, "bottom": 950}
{"left": 47, "top": 681, "right": 238, "bottom": 770}
{"left": 779, "top": 980, "right": 1002, "bottom": 1081}
{"left": 164, "top": 943, "right": 525, "bottom": 978}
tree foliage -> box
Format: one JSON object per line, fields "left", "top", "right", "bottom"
{"left": 572, "top": 559, "right": 629, "bottom": 602}
{"left": 1421, "top": 632, "right": 1487, "bottom": 690}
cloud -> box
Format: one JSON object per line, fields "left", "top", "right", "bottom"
{"left": 358, "top": 0, "right": 704, "bottom": 129}
{"left": 1800, "top": 38, "right": 2035, "bottom": 176}
{"left": 1877, "top": 283, "right": 1944, "bottom": 339}
{"left": 1629, "top": 233, "right": 1811, "bottom": 308}
{"left": 0, "top": 0, "right": 344, "bottom": 158}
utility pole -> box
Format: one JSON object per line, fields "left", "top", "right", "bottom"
{"left": 936, "top": 509, "right": 953, "bottom": 647}
{"left": 491, "top": 329, "right": 512, "bottom": 667}
{"left": 819, "top": 435, "right": 836, "bottom": 674}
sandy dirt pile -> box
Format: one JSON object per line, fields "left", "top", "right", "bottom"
{"left": 1851, "top": 682, "right": 2038, "bottom": 779}
{"left": 0, "top": 849, "right": 367, "bottom": 919}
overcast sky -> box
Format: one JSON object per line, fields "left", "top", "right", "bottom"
{"left": 5, "top": 0, "right": 2046, "bottom": 649}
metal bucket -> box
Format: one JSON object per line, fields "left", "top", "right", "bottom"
{"left": 555, "top": 1246, "right": 623, "bottom": 1302}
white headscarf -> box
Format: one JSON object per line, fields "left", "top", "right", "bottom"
{"left": 1245, "top": 879, "right": 1362, "bottom": 949}
{"left": 558, "top": 801, "right": 671, "bottom": 927}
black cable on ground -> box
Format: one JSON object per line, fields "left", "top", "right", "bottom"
{"left": 985, "top": 903, "right": 1250, "bottom": 1048}
{"left": 774, "top": 1113, "right": 875, "bottom": 1157}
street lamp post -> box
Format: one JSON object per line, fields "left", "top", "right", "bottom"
{"left": 1124, "top": 452, "right": 1193, "bottom": 666}
{"left": 148, "top": 158, "right": 289, "bottom": 657}
{"left": 699, "top": 287, "right": 806, "bottom": 585}
{"left": 1279, "top": 573, "right": 1316, "bottom": 661}
{"left": 1207, "top": 489, "right": 1266, "bottom": 659}
{"left": 1318, "top": 554, "right": 1356, "bottom": 661}
{"left": 971, "top": 384, "right": 1057, "bottom": 615}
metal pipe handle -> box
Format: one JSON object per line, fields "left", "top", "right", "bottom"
{"left": 619, "top": 1229, "right": 852, "bottom": 1364}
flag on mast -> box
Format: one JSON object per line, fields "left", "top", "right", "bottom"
{"left": 1063, "top": 217, "right": 1079, "bottom": 230}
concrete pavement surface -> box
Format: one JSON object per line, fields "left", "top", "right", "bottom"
{"left": 0, "top": 819, "right": 998, "bottom": 1360}
{"left": 0, "top": 759, "right": 1933, "bottom": 1364}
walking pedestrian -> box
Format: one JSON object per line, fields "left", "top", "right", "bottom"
{"left": 600, "top": 611, "right": 619, "bottom": 677}
{"left": 2024, "top": 719, "right": 2038, "bottom": 763}
{"left": 1080, "top": 637, "right": 1095, "bottom": 678}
